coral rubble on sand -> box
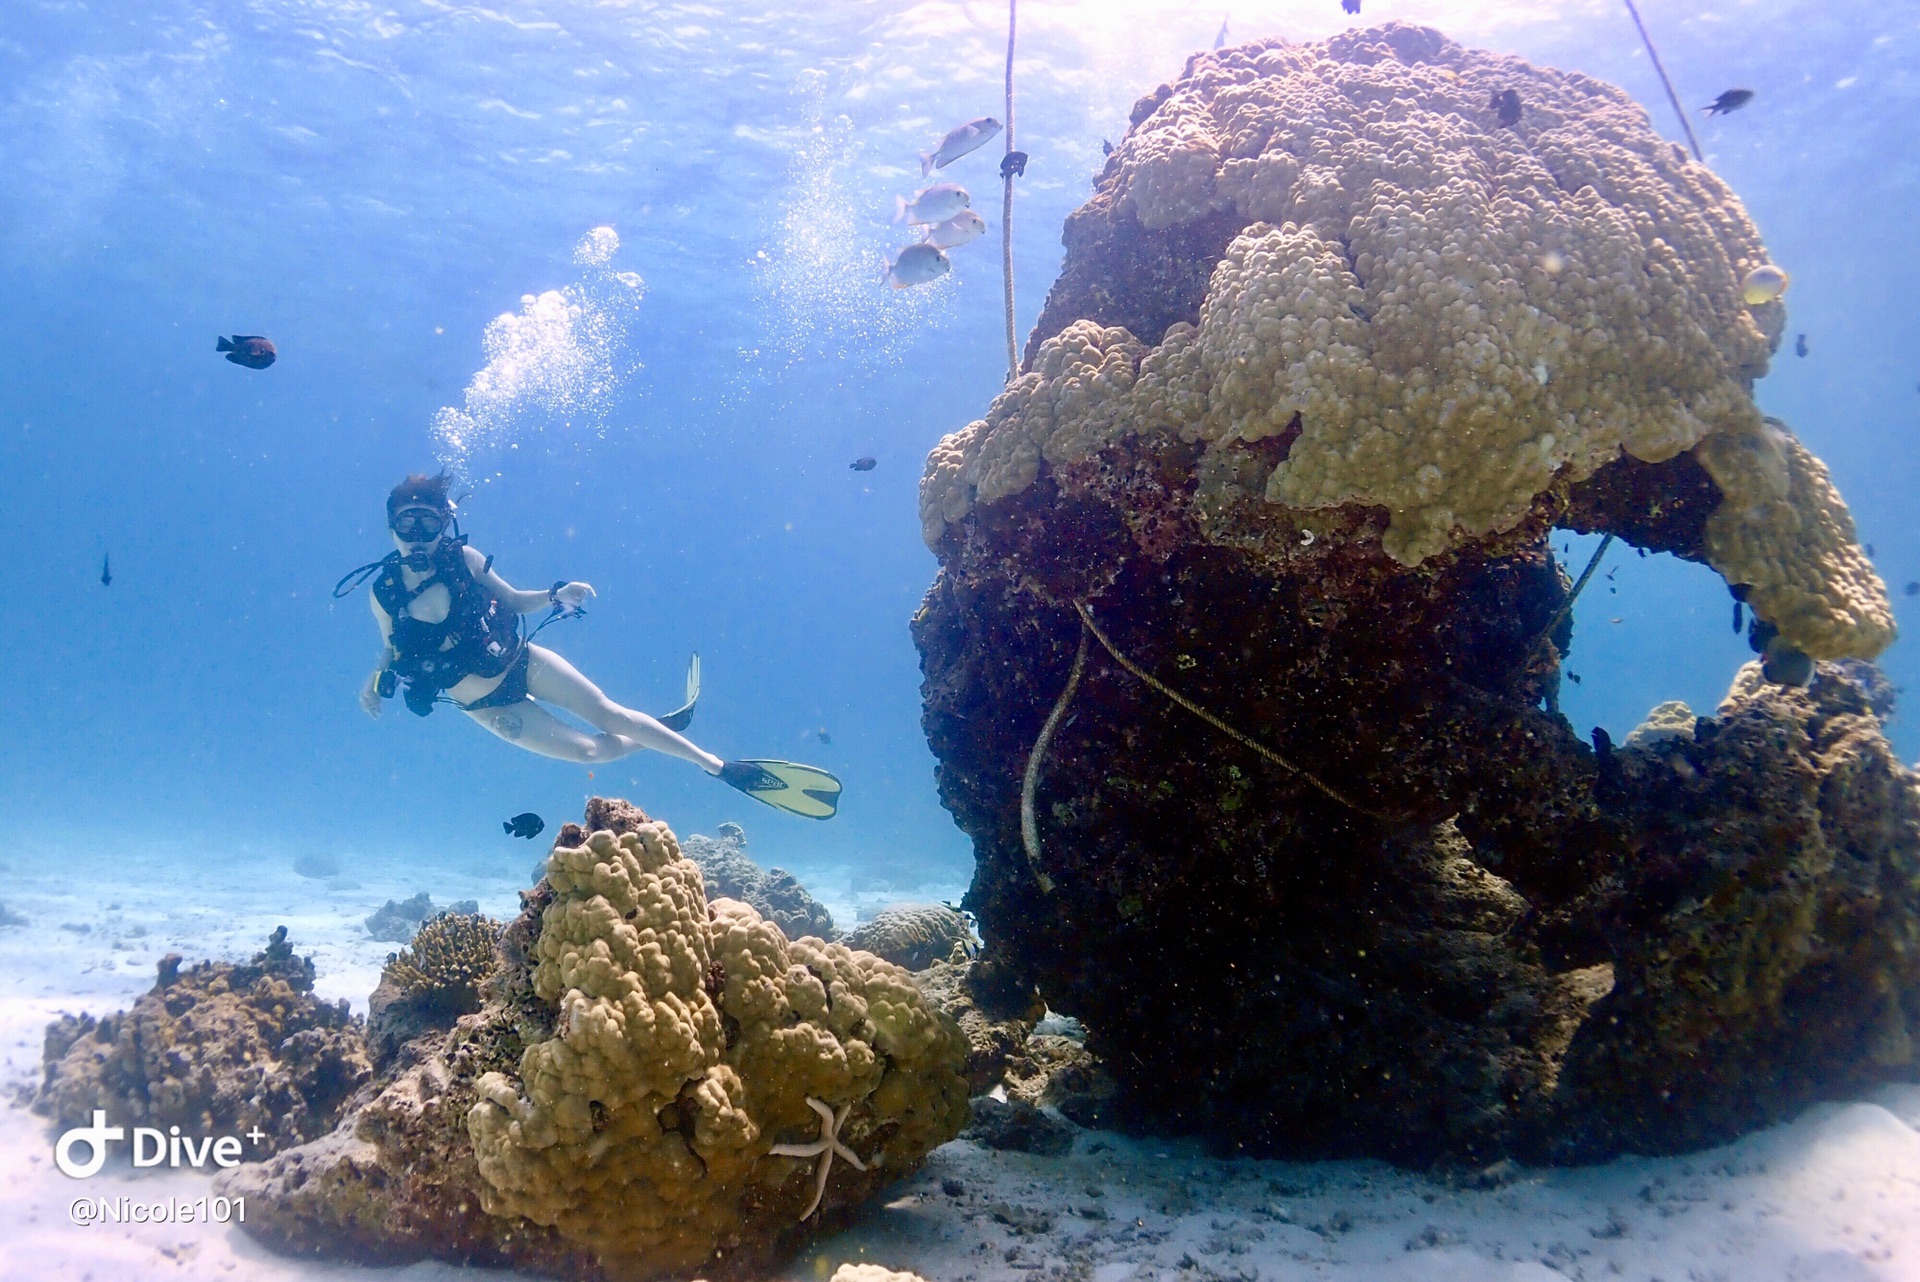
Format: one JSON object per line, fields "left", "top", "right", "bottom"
{"left": 35, "top": 927, "right": 371, "bottom": 1153}
{"left": 218, "top": 798, "right": 970, "bottom": 1280}
{"left": 914, "top": 23, "right": 1920, "bottom": 1165}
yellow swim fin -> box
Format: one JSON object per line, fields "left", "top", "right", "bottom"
{"left": 717, "top": 759, "right": 842, "bottom": 820}
{"left": 659, "top": 652, "right": 700, "bottom": 732}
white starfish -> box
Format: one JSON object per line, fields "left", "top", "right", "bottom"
{"left": 768, "top": 1095, "right": 868, "bottom": 1220}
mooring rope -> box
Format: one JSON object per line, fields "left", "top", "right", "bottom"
{"left": 1073, "top": 602, "right": 1389, "bottom": 821}
{"left": 1019, "top": 618, "right": 1088, "bottom": 893}
{"left": 1539, "top": 533, "right": 1615, "bottom": 651}
{"left": 1000, "top": 0, "right": 1019, "bottom": 382}
{"left": 1622, "top": 0, "right": 1703, "bottom": 162}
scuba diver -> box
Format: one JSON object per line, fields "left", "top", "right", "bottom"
{"left": 335, "top": 472, "right": 840, "bottom": 819}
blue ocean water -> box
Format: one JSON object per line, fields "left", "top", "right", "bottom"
{"left": 0, "top": 0, "right": 1915, "bottom": 898}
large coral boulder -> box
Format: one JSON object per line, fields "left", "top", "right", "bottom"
{"left": 915, "top": 25, "right": 1917, "bottom": 1165}
{"left": 221, "top": 799, "right": 970, "bottom": 1280}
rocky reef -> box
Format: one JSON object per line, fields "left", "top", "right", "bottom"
{"left": 219, "top": 798, "right": 970, "bottom": 1280}
{"left": 682, "top": 820, "right": 840, "bottom": 941}
{"left": 364, "top": 892, "right": 480, "bottom": 943}
{"left": 915, "top": 24, "right": 1917, "bottom": 1165}
{"left": 36, "top": 927, "right": 371, "bottom": 1153}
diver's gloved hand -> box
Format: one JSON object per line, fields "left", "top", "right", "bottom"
{"left": 550, "top": 581, "right": 596, "bottom": 610}
{"left": 358, "top": 670, "right": 384, "bottom": 719}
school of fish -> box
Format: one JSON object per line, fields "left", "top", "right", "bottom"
{"left": 885, "top": 115, "right": 1001, "bottom": 289}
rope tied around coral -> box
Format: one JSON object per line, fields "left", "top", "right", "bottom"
{"left": 1019, "top": 602, "right": 1398, "bottom": 890}
{"left": 1019, "top": 618, "right": 1088, "bottom": 893}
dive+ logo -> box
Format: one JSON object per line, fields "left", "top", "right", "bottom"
{"left": 55, "top": 1111, "right": 264, "bottom": 1178}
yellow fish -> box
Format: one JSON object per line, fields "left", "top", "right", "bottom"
{"left": 1741, "top": 264, "right": 1789, "bottom": 305}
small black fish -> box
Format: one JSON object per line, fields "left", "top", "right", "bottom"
{"left": 1567, "top": 671, "right": 1581, "bottom": 685}
{"left": 1866, "top": 543, "right": 1876, "bottom": 558}
{"left": 100, "top": 552, "right": 111, "bottom": 587}
{"left": 1341, "top": 0, "right": 1360, "bottom": 13}
{"left": 1733, "top": 601, "right": 1745, "bottom": 633}
{"left": 503, "top": 812, "right": 544, "bottom": 840}
{"left": 817, "top": 729, "right": 832, "bottom": 744}
{"left": 1906, "top": 581, "right": 1919, "bottom": 597}
{"left": 1491, "top": 89, "right": 1522, "bottom": 128}
{"left": 999, "top": 151, "right": 1028, "bottom": 180}
{"left": 1213, "top": 16, "right": 1229, "bottom": 50}
{"left": 1795, "top": 333, "right": 1808, "bottom": 358}
{"left": 217, "top": 334, "right": 276, "bottom": 369}
{"left": 1101, "top": 139, "right": 1114, "bottom": 157}
{"left": 1704, "top": 89, "right": 1753, "bottom": 116}
{"left": 850, "top": 456, "right": 877, "bottom": 472}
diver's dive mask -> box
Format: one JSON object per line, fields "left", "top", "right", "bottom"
{"left": 390, "top": 505, "right": 448, "bottom": 544}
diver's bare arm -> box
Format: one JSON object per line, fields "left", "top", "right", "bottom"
{"left": 365, "top": 592, "right": 398, "bottom": 660}
{"left": 361, "top": 595, "right": 396, "bottom": 716}
{"left": 463, "top": 544, "right": 592, "bottom": 614}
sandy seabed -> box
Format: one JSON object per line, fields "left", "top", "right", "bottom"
{"left": 2, "top": 837, "right": 1918, "bottom": 1282}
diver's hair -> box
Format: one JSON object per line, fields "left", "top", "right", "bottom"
{"left": 387, "top": 472, "right": 453, "bottom": 520}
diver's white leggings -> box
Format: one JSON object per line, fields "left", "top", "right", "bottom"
{"left": 464, "top": 645, "right": 722, "bottom": 773}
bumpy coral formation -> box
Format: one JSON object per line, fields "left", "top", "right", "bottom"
{"left": 222, "top": 800, "right": 969, "bottom": 1280}
{"left": 37, "top": 927, "right": 370, "bottom": 1153}
{"left": 1693, "top": 416, "right": 1894, "bottom": 658}
{"left": 921, "top": 23, "right": 1888, "bottom": 661}
{"left": 915, "top": 26, "right": 1917, "bottom": 1164}
{"left": 846, "top": 902, "right": 975, "bottom": 971}
{"left": 1623, "top": 699, "right": 1696, "bottom": 749}
{"left": 831, "top": 1267, "right": 933, "bottom": 1282}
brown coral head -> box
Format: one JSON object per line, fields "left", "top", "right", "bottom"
{"left": 582, "top": 795, "right": 652, "bottom": 836}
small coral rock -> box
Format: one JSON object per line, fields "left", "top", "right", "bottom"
{"left": 963, "top": 1095, "right": 1077, "bottom": 1155}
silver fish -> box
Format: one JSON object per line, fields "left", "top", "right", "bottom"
{"left": 922, "top": 209, "right": 987, "bottom": 250}
{"left": 919, "top": 117, "right": 1002, "bottom": 178}
{"left": 894, "top": 182, "right": 970, "bottom": 227}
{"left": 884, "top": 242, "right": 951, "bottom": 289}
